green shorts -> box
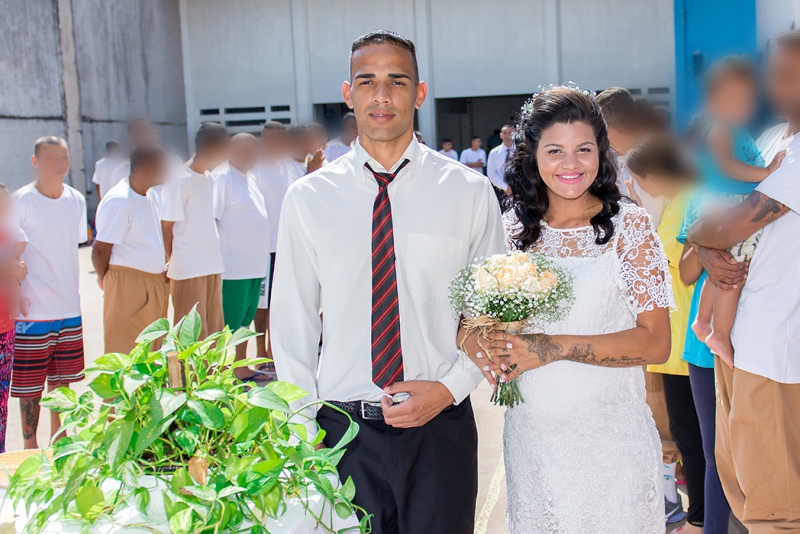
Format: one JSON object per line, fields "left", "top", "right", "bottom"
{"left": 222, "top": 278, "right": 262, "bottom": 330}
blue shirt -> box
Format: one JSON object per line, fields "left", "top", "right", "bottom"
{"left": 697, "top": 124, "right": 765, "bottom": 195}
{"left": 677, "top": 193, "right": 715, "bottom": 368}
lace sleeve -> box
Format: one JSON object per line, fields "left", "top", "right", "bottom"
{"left": 616, "top": 206, "right": 676, "bottom": 315}
{"left": 502, "top": 209, "right": 522, "bottom": 252}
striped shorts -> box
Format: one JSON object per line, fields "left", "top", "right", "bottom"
{"left": 11, "top": 317, "right": 85, "bottom": 398}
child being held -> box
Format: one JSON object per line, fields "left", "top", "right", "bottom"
{"left": 690, "top": 56, "right": 785, "bottom": 367}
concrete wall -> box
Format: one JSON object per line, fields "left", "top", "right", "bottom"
{"left": 757, "top": 0, "right": 800, "bottom": 53}
{"left": 181, "top": 0, "right": 676, "bottom": 148}
{"left": 0, "top": 0, "right": 67, "bottom": 190}
{"left": 0, "top": 0, "right": 187, "bottom": 210}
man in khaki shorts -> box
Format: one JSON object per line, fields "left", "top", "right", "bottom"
{"left": 93, "top": 144, "right": 169, "bottom": 353}
{"left": 161, "top": 123, "right": 229, "bottom": 337}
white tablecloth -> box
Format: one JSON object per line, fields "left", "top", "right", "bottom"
{"left": 1, "top": 476, "right": 358, "bottom": 533}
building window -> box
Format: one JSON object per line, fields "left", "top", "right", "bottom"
{"left": 225, "top": 119, "right": 266, "bottom": 127}
{"left": 271, "top": 105, "right": 291, "bottom": 112}
{"left": 200, "top": 108, "right": 220, "bottom": 116}
{"left": 225, "top": 106, "right": 266, "bottom": 114}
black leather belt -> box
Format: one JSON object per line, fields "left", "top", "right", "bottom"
{"left": 326, "top": 399, "right": 459, "bottom": 421}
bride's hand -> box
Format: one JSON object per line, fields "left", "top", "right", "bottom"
{"left": 484, "top": 331, "right": 563, "bottom": 381}
{"left": 457, "top": 324, "right": 497, "bottom": 388}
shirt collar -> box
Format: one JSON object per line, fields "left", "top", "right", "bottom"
{"left": 353, "top": 135, "right": 422, "bottom": 181}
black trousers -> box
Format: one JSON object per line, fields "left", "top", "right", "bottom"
{"left": 317, "top": 399, "right": 478, "bottom": 534}
{"left": 662, "top": 373, "right": 706, "bottom": 527}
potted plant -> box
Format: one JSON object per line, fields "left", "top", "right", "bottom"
{"left": 5, "top": 310, "right": 370, "bottom": 534}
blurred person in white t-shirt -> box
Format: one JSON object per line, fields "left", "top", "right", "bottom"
{"left": 324, "top": 112, "right": 358, "bottom": 163}
{"left": 91, "top": 139, "right": 122, "bottom": 200}
{"left": 438, "top": 137, "right": 458, "bottom": 160}
{"left": 459, "top": 136, "right": 486, "bottom": 174}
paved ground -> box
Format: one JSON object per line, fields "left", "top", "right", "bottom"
{"left": 5, "top": 247, "right": 746, "bottom": 533}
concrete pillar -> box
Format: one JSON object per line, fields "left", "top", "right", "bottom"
{"left": 413, "top": 0, "right": 436, "bottom": 146}
{"left": 179, "top": 0, "right": 198, "bottom": 152}
{"left": 542, "top": 0, "right": 563, "bottom": 85}
{"left": 289, "top": 0, "right": 313, "bottom": 124}
{"left": 56, "top": 0, "right": 86, "bottom": 192}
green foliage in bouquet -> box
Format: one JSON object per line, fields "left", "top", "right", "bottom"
{"left": 6, "top": 309, "right": 370, "bottom": 534}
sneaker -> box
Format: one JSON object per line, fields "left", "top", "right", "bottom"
{"left": 665, "top": 497, "right": 686, "bottom": 524}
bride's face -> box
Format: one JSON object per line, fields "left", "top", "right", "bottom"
{"left": 535, "top": 121, "right": 600, "bottom": 201}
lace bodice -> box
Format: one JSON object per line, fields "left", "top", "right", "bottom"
{"left": 503, "top": 202, "right": 675, "bottom": 317}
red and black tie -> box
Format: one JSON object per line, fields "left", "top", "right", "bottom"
{"left": 366, "top": 159, "right": 410, "bottom": 389}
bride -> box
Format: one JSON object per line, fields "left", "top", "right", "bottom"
{"left": 459, "top": 86, "right": 672, "bottom": 533}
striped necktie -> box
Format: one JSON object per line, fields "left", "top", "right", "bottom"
{"left": 365, "top": 158, "right": 410, "bottom": 389}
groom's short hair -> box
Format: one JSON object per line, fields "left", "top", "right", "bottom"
{"left": 596, "top": 87, "right": 639, "bottom": 134}
{"left": 350, "top": 30, "right": 419, "bottom": 82}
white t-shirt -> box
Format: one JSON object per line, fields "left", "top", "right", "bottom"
{"left": 160, "top": 167, "right": 224, "bottom": 280}
{"left": 13, "top": 183, "right": 87, "bottom": 320}
{"left": 252, "top": 159, "right": 291, "bottom": 253}
{"left": 439, "top": 149, "right": 458, "bottom": 160}
{"left": 286, "top": 159, "right": 308, "bottom": 182}
{"left": 110, "top": 159, "right": 131, "bottom": 191}
{"left": 732, "top": 124, "right": 800, "bottom": 383}
{"left": 91, "top": 156, "right": 122, "bottom": 196}
{"left": 95, "top": 179, "right": 165, "bottom": 275}
{"left": 324, "top": 138, "right": 353, "bottom": 163}
{"left": 212, "top": 163, "right": 271, "bottom": 280}
{"left": 460, "top": 148, "right": 487, "bottom": 174}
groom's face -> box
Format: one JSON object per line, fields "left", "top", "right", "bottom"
{"left": 343, "top": 43, "right": 427, "bottom": 144}
{"left": 768, "top": 43, "right": 800, "bottom": 119}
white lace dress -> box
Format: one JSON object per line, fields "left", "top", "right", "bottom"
{"left": 503, "top": 203, "right": 672, "bottom": 534}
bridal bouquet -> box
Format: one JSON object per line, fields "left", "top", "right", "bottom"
{"left": 450, "top": 251, "right": 574, "bottom": 407}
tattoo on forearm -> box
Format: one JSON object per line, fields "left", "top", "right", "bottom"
{"left": 561, "top": 343, "right": 647, "bottom": 367}
{"left": 749, "top": 192, "right": 789, "bottom": 224}
{"left": 20, "top": 397, "right": 41, "bottom": 440}
{"left": 521, "top": 334, "right": 563, "bottom": 364}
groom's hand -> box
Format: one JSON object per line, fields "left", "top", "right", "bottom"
{"left": 381, "top": 381, "right": 455, "bottom": 428}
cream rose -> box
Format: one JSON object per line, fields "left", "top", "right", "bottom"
{"left": 538, "top": 271, "right": 558, "bottom": 292}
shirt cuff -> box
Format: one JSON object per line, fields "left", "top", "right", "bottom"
{"left": 438, "top": 350, "right": 485, "bottom": 405}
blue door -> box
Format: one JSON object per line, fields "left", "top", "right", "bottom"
{"left": 674, "top": 0, "right": 757, "bottom": 127}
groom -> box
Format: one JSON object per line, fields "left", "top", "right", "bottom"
{"left": 271, "top": 30, "right": 505, "bottom": 533}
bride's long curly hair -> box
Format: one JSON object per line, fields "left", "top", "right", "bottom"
{"left": 505, "top": 86, "right": 621, "bottom": 251}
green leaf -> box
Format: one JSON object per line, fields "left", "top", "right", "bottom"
{"left": 182, "top": 485, "right": 216, "bottom": 501}
{"left": 169, "top": 507, "right": 196, "bottom": 534}
{"left": 136, "top": 318, "right": 170, "bottom": 343}
{"left": 85, "top": 353, "right": 128, "bottom": 372}
{"left": 171, "top": 468, "right": 193, "bottom": 493}
{"left": 231, "top": 407, "right": 269, "bottom": 442}
{"left": 133, "top": 416, "right": 176, "bottom": 456}
{"left": 226, "top": 328, "right": 259, "bottom": 349}
{"left": 134, "top": 486, "right": 150, "bottom": 512}
{"left": 217, "top": 485, "right": 247, "bottom": 499}
{"left": 266, "top": 381, "right": 308, "bottom": 403}
{"left": 122, "top": 373, "right": 149, "bottom": 396}
{"left": 104, "top": 418, "right": 135, "bottom": 468}
{"left": 187, "top": 399, "right": 225, "bottom": 430}
{"left": 150, "top": 390, "right": 187, "bottom": 421}
{"left": 341, "top": 476, "right": 356, "bottom": 501}
{"left": 194, "top": 385, "right": 230, "bottom": 403}
{"left": 247, "top": 388, "right": 290, "bottom": 413}
{"left": 75, "top": 484, "right": 104, "bottom": 519}
{"left": 173, "top": 426, "right": 200, "bottom": 454}
{"left": 11, "top": 453, "right": 42, "bottom": 480}
{"left": 178, "top": 305, "right": 202, "bottom": 347}
{"left": 41, "top": 388, "right": 77, "bottom": 412}
{"left": 335, "top": 500, "right": 353, "bottom": 520}
{"left": 230, "top": 357, "right": 272, "bottom": 369}
{"left": 87, "top": 373, "right": 118, "bottom": 399}
{"left": 332, "top": 420, "right": 359, "bottom": 452}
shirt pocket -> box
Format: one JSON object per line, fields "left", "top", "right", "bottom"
{"left": 404, "top": 233, "right": 464, "bottom": 299}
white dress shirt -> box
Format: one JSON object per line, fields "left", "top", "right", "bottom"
{"left": 212, "top": 162, "right": 271, "bottom": 280}
{"left": 272, "top": 137, "right": 506, "bottom": 428}
{"left": 487, "top": 143, "right": 514, "bottom": 191}
{"left": 252, "top": 158, "right": 292, "bottom": 253}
